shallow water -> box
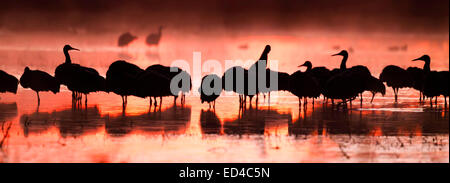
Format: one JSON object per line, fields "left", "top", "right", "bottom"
{"left": 0, "top": 32, "right": 449, "bottom": 162}
{"left": 0, "top": 90, "right": 448, "bottom": 163}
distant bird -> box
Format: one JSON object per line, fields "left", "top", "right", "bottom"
{"left": 144, "top": 64, "right": 192, "bottom": 106}
{"left": 299, "top": 61, "right": 332, "bottom": 97}
{"left": 118, "top": 32, "right": 138, "bottom": 47}
{"left": 379, "top": 65, "right": 414, "bottom": 102}
{"left": 323, "top": 50, "right": 372, "bottom": 107}
{"left": 289, "top": 69, "right": 321, "bottom": 106}
{"left": 199, "top": 74, "right": 222, "bottom": 108}
{"left": 55, "top": 45, "right": 107, "bottom": 104}
{"left": 0, "top": 70, "right": 18, "bottom": 95}
{"left": 106, "top": 60, "right": 144, "bottom": 107}
{"left": 238, "top": 44, "right": 249, "bottom": 50}
{"left": 145, "top": 26, "right": 163, "bottom": 47}
{"left": 20, "top": 67, "right": 60, "bottom": 105}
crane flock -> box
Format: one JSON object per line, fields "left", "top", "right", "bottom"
{"left": 0, "top": 44, "right": 448, "bottom": 110}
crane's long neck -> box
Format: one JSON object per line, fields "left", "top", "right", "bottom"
{"left": 340, "top": 55, "right": 348, "bottom": 70}
{"left": 258, "top": 51, "right": 269, "bottom": 68}
{"left": 423, "top": 61, "right": 430, "bottom": 72}
{"left": 306, "top": 65, "right": 312, "bottom": 72}
{"left": 64, "top": 49, "right": 71, "bottom": 64}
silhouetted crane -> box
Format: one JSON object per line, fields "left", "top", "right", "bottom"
{"left": 365, "top": 75, "right": 386, "bottom": 103}
{"left": 247, "top": 45, "right": 271, "bottom": 105}
{"left": 406, "top": 66, "right": 426, "bottom": 102}
{"left": 438, "top": 71, "right": 449, "bottom": 107}
{"left": 222, "top": 66, "right": 252, "bottom": 107}
{"left": 20, "top": 67, "right": 60, "bottom": 105}
{"left": 106, "top": 60, "right": 144, "bottom": 107}
{"left": 118, "top": 32, "right": 138, "bottom": 47}
{"left": 199, "top": 74, "right": 222, "bottom": 108}
{"left": 289, "top": 69, "right": 321, "bottom": 107}
{"left": 55, "top": 45, "right": 107, "bottom": 105}
{"left": 323, "top": 50, "right": 372, "bottom": 108}
{"left": 379, "top": 65, "right": 414, "bottom": 102}
{"left": 299, "top": 61, "right": 332, "bottom": 98}
{"left": 145, "top": 26, "right": 163, "bottom": 47}
{"left": 0, "top": 70, "right": 18, "bottom": 95}
{"left": 142, "top": 64, "right": 191, "bottom": 106}
{"left": 413, "top": 55, "right": 447, "bottom": 106}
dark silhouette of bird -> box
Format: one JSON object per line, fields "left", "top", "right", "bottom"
{"left": 20, "top": 67, "right": 60, "bottom": 105}
{"left": 299, "top": 61, "right": 332, "bottom": 98}
{"left": 136, "top": 67, "right": 171, "bottom": 107}
{"left": 413, "top": 55, "right": 447, "bottom": 106}
{"left": 0, "top": 70, "right": 18, "bottom": 95}
{"left": 106, "top": 60, "right": 144, "bottom": 107}
{"left": 222, "top": 66, "right": 252, "bottom": 107}
{"left": 323, "top": 50, "right": 372, "bottom": 107}
{"left": 143, "top": 64, "right": 192, "bottom": 106}
{"left": 406, "top": 66, "right": 426, "bottom": 102}
{"left": 118, "top": 32, "right": 138, "bottom": 47}
{"left": 365, "top": 75, "right": 386, "bottom": 103}
{"left": 145, "top": 26, "right": 163, "bottom": 47}
{"left": 288, "top": 69, "right": 321, "bottom": 107}
{"left": 379, "top": 65, "right": 414, "bottom": 102}
{"left": 246, "top": 45, "right": 271, "bottom": 105}
{"left": 55, "top": 45, "right": 107, "bottom": 105}
{"left": 199, "top": 74, "right": 222, "bottom": 108}
{"left": 438, "top": 71, "right": 449, "bottom": 107}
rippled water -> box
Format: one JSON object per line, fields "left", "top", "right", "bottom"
{"left": 0, "top": 32, "right": 448, "bottom": 162}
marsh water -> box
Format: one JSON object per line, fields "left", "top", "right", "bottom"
{"left": 0, "top": 31, "right": 448, "bottom": 162}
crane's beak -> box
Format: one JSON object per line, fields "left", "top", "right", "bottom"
{"left": 298, "top": 63, "right": 306, "bottom": 67}
{"left": 412, "top": 57, "right": 421, "bottom": 61}
{"left": 332, "top": 53, "right": 340, "bottom": 56}
{"left": 71, "top": 48, "right": 80, "bottom": 51}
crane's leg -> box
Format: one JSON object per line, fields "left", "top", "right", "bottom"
{"left": 298, "top": 97, "right": 301, "bottom": 108}
{"left": 370, "top": 92, "right": 375, "bottom": 103}
{"left": 445, "top": 96, "right": 447, "bottom": 108}
{"left": 360, "top": 93, "right": 363, "bottom": 106}
{"left": 419, "top": 91, "right": 422, "bottom": 103}
{"left": 85, "top": 94, "right": 88, "bottom": 105}
{"left": 268, "top": 92, "right": 271, "bottom": 105}
{"left": 394, "top": 88, "right": 398, "bottom": 102}
{"left": 36, "top": 91, "right": 40, "bottom": 106}
{"left": 209, "top": 102, "right": 211, "bottom": 109}
{"left": 154, "top": 97, "right": 157, "bottom": 107}
{"left": 160, "top": 96, "right": 163, "bottom": 106}
{"left": 149, "top": 97, "right": 153, "bottom": 106}
{"left": 430, "top": 97, "right": 433, "bottom": 107}
{"left": 435, "top": 96, "right": 438, "bottom": 105}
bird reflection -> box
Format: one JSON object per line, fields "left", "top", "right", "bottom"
{"left": 289, "top": 104, "right": 449, "bottom": 137}
{"left": 20, "top": 105, "right": 103, "bottom": 138}
{"left": 200, "top": 109, "right": 221, "bottom": 134}
{"left": 223, "top": 107, "right": 291, "bottom": 135}
{"left": 105, "top": 104, "right": 191, "bottom": 136}
{"left": 0, "top": 103, "right": 18, "bottom": 122}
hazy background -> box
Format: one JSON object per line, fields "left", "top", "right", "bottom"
{"left": 1, "top": 0, "right": 449, "bottom": 34}
{"left": 0, "top": 0, "right": 449, "bottom": 78}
